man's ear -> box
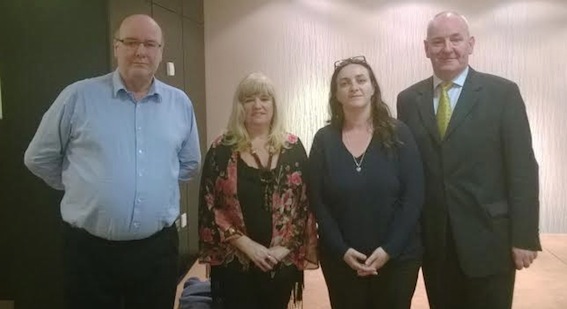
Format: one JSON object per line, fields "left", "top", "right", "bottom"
{"left": 468, "top": 36, "right": 475, "bottom": 55}
{"left": 424, "top": 40, "right": 431, "bottom": 59}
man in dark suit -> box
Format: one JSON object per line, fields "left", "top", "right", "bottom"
{"left": 397, "top": 11, "right": 541, "bottom": 309}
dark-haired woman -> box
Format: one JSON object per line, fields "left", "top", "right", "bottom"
{"left": 309, "top": 56, "right": 424, "bottom": 309}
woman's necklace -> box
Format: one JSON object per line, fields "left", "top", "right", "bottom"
{"left": 344, "top": 129, "right": 372, "bottom": 173}
{"left": 249, "top": 146, "right": 276, "bottom": 212}
{"left": 250, "top": 148, "right": 274, "bottom": 182}
{"left": 353, "top": 152, "right": 366, "bottom": 172}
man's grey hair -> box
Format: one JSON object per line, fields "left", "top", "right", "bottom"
{"left": 426, "top": 11, "right": 471, "bottom": 39}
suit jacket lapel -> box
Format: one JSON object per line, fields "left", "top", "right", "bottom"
{"left": 416, "top": 77, "right": 441, "bottom": 145}
{"left": 445, "top": 68, "right": 482, "bottom": 140}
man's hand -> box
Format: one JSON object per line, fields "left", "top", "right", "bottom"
{"left": 343, "top": 248, "right": 375, "bottom": 275}
{"left": 512, "top": 247, "right": 538, "bottom": 270}
{"left": 357, "top": 247, "right": 390, "bottom": 277}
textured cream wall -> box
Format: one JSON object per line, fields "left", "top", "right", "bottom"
{"left": 204, "top": 0, "right": 567, "bottom": 232}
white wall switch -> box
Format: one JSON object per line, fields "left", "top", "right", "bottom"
{"left": 166, "top": 62, "right": 175, "bottom": 76}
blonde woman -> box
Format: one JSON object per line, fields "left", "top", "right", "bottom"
{"left": 198, "top": 72, "right": 318, "bottom": 309}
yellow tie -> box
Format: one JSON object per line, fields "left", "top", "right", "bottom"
{"left": 437, "top": 81, "right": 453, "bottom": 139}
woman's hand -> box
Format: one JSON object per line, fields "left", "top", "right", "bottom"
{"left": 230, "top": 236, "right": 279, "bottom": 272}
{"left": 343, "top": 248, "right": 375, "bottom": 274}
{"left": 268, "top": 245, "right": 291, "bottom": 263}
{"left": 357, "top": 247, "right": 390, "bottom": 277}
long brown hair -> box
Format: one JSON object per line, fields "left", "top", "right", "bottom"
{"left": 328, "top": 58, "right": 399, "bottom": 151}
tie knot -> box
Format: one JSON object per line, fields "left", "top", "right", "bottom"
{"left": 441, "top": 81, "right": 453, "bottom": 91}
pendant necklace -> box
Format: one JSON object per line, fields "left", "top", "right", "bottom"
{"left": 353, "top": 152, "right": 366, "bottom": 172}
{"left": 344, "top": 130, "right": 371, "bottom": 173}
{"left": 249, "top": 146, "right": 276, "bottom": 211}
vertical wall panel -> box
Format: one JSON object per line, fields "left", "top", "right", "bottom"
{"left": 183, "top": 0, "right": 203, "bottom": 23}
{"left": 153, "top": 4, "right": 185, "bottom": 89}
{"left": 154, "top": 0, "right": 182, "bottom": 14}
{"left": 183, "top": 15, "right": 206, "bottom": 254}
{"left": 205, "top": 0, "right": 567, "bottom": 233}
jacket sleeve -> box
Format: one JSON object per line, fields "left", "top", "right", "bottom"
{"left": 501, "top": 83, "right": 541, "bottom": 251}
{"left": 198, "top": 140, "right": 242, "bottom": 253}
{"left": 308, "top": 130, "right": 349, "bottom": 259}
{"left": 396, "top": 91, "right": 410, "bottom": 124}
{"left": 381, "top": 123, "right": 424, "bottom": 258}
{"left": 198, "top": 143, "right": 220, "bottom": 262}
{"left": 278, "top": 139, "right": 308, "bottom": 252}
{"left": 278, "top": 138, "right": 318, "bottom": 268}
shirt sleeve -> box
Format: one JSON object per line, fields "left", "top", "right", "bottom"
{"left": 178, "top": 96, "right": 201, "bottom": 181}
{"left": 24, "top": 85, "right": 77, "bottom": 190}
{"left": 308, "top": 130, "right": 349, "bottom": 258}
{"left": 381, "top": 122, "right": 424, "bottom": 258}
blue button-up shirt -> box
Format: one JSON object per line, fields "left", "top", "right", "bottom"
{"left": 24, "top": 70, "right": 201, "bottom": 240}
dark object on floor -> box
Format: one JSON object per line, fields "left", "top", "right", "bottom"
{"left": 179, "top": 277, "right": 212, "bottom": 309}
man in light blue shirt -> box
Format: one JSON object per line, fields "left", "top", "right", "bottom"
{"left": 24, "top": 14, "right": 201, "bottom": 309}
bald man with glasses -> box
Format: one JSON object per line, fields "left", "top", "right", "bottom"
{"left": 24, "top": 14, "right": 201, "bottom": 309}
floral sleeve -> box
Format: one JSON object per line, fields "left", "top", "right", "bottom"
{"left": 271, "top": 136, "right": 318, "bottom": 269}
{"left": 198, "top": 137, "right": 243, "bottom": 264}
{"left": 198, "top": 141, "right": 222, "bottom": 263}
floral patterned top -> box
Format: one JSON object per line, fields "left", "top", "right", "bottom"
{"left": 198, "top": 133, "right": 318, "bottom": 271}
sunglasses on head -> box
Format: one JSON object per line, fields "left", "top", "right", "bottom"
{"left": 334, "top": 55, "right": 367, "bottom": 68}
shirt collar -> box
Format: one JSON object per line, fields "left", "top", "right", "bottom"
{"left": 112, "top": 69, "right": 162, "bottom": 102}
{"left": 433, "top": 66, "right": 470, "bottom": 90}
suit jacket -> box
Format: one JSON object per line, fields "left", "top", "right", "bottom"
{"left": 396, "top": 67, "right": 541, "bottom": 277}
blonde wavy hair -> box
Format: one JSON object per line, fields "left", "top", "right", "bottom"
{"left": 223, "top": 72, "right": 288, "bottom": 152}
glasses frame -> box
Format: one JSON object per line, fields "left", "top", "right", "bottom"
{"left": 115, "top": 38, "right": 162, "bottom": 50}
{"left": 334, "top": 55, "right": 367, "bottom": 68}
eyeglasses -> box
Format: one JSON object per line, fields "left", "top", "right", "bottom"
{"left": 115, "top": 38, "right": 162, "bottom": 50}
{"left": 334, "top": 55, "right": 367, "bottom": 68}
